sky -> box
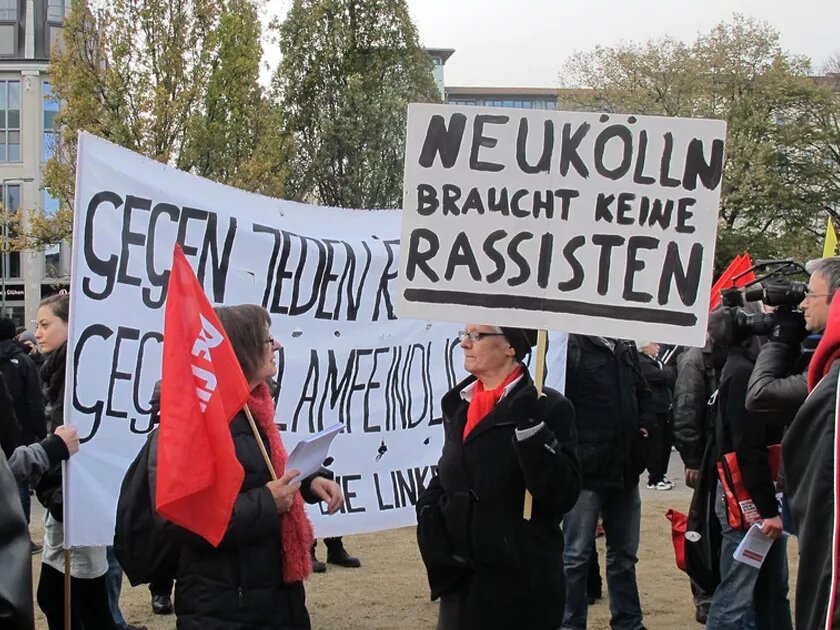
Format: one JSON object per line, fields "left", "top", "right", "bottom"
{"left": 260, "top": 0, "right": 840, "bottom": 88}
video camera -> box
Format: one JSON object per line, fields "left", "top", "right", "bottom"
{"left": 718, "top": 259, "right": 808, "bottom": 337}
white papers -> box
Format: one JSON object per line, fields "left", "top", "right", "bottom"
{"left": 733, "top": 523, "right": 775, "bottom": 569}
{"left": 286, "top": 423, "right": 344, "bottom": 484}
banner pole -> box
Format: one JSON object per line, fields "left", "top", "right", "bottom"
{"left": 243, "top": 404, "right": 278, "bottom": 481}
{"left": 523, "top": 329, "right": 549, "bottom": 521}
{"left": 64, "top": 548, "right": 71, "bottom": 630}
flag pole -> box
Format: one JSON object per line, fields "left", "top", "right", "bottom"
{"left": 523, "top": 329, "right": 549, "bottom": 521}
{"left": 64, "top": 549, "right": 71, "bottom": 630}
{"left": 243, "top": 404, "right": 278, "bottom": 481}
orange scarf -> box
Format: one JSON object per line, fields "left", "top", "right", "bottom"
{"left": 463, "top": 367, "right": 522, "bottom": 440}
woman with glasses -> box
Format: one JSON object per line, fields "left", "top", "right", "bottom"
{"left": 159, "top": 305, "right": 344, "bottom": 630}
{"left": 416, "top": 324, "right": 581, "bottom": 630}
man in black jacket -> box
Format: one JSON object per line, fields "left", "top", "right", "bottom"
{"left": 636, "top": 341, "right": 676, "bottom": 490}
{"left": 562, "top": 335, "right": 653, "bottom": 630}
{"left": 704, "top": 338, "right": 792, "bottom": 628}
{"left": 0, "top": 317, "right": 46, "bottom": 552}
{"left": 781, "top": 256, "right": 840, "bottom": 628}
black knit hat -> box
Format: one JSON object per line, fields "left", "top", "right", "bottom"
{"left": 500, "top": 327, "right": 538, "bottom": 361}
{"left": 0, "top": 317, "right": 15, "bottom": 341}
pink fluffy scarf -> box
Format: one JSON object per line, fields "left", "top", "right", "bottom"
{"left": 248, "top": 383, "right": 314, "bottom": 584}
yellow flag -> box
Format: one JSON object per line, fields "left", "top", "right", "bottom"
{"left": 824, "top": 218, "right": 838, "bottom": 258}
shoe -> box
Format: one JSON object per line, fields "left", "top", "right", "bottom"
{"left": 151, "top": 594, "right": 173, "bottom": 615}
{"left": 326, "top": 545, "right": 362, "bottom": 568}
{"left": 30, "top": 541, "right": 42, "bottom": 555}
{"left": 647, "top": 479, "right": 674, "bottom": 490}
{"left": 311, "top": 548, "right": 327, "bottom": 573}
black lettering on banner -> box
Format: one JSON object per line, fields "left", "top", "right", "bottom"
{"left": 289, "top": 235, "right": 328, "bottom": 317}
{"left": 537, "top": 233, "right": 554, "bottom": 289}
{"left": 594, "top": 124, "right": 633, "bottom": 180}
{"left": 293, "top": 349, "right": 320, "bottom": 433}
{"left": 483, "top": 230, "right": 508, "bottom": 283}
{"left": 143, "top": 202, "right": 179, "bottom": 308}
{"left": 344, "top": 349, "right": 371, "bottom": 433}
{"left": 592, "top": 234, "right": 626, "bottom": 295}
{"left": 595, "top": 193, "right": 614, "bottom": 223}
{"left": 442, "top": 184, "right": 462, "bottom": 215}
{"left": 557, "top": 236, "right": 586, "bottom": 292}
{"left": 616, "top": 192, "right": 636, "bottom": 225}
{"left": 507, "top": 232, "right": 533, "bottom": 287}
{"left": 417, "top": 183, "right": 439, "bottom": 215}
{"left": 633, "top": 130, "right": 657, "bottom": 185}
{"left": 683, "top": 138, "right": 724, "bottom": 191}
{"left": 559, "top": 122, "right": 591, "bottom": 178}
{"left": 418, "top": 113, "right": 467, "bottom": 168}
{"left": 118, "top": 195, "right": 150, "bottom": 287}
{"left": 363, "top": 348, "right": 390, "bottom": 433}
{"left": 444, "top": 232, "right": 481, "bottom": 281}
{"left": 676, "top": 198, "right": 697, "bottom": 234}
{"left": 327, "top": 474, "right": 365, "bottom": 514}
{"left": 106, "top": 326, "right": 140, "bottom": 420}
{"left": 659, "top": 242, "right": 703, "bottom": 306}
{"left": 130, "top": 331, "right": 164, "bottom": 434}
{"left": 460, "top": 187, "right": 486, "bottom": 216}
{"left": 469, "top": 114, "right": 508, "bottom": 172}
{"left": 487, "top": 188, "right": 510, "bottom": 215}
{"left": 373, "top": 466, "right": 437, "bottom": 510}
{"left": 516, "top": 117, "right": 553, "bottom": 174}
{"left": 623, "top": 236, "right": 659, "bottom": 303}
{"left": 316, "top": 239, "right": 341, "bottom": 320}
{"left": 555, "top": 189, "right": 580, "bottom": 220}
{"left": 659, "top": 132, "right": 681, "bottom": 187}
{"left": 82, "top": 191, "right": 123, "bottom": 300}
{"left": 373, "top": 239, "right": 399, "bottom": 322}
{"left": 73, "top": 323, "right": 113, "bottom": 442}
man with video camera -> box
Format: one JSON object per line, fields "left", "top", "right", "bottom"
{"left": 778, "top": 256, "right": 840, "bottom": 629}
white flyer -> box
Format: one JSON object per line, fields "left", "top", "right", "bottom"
{"left": 733, "top": 523, "right": 775, "bottom": 569}
{"left": 286, "top": 423, "right": 345, "bottom": 483}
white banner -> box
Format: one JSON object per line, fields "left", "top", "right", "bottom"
{"left": 397, "top": 104, "right": 726, "bottom": 347}
{"left": 64, "top": 133, "right": 567, "bottom": 546}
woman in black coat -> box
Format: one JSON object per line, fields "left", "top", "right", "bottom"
{"left": 163, "top": 305, "right": 344, "bottom": 630}
{"left": 417, "top": 325, "right": 581, "bottom": 630}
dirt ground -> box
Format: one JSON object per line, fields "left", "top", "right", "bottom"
{"left": 30, "top": 457, "right": 798, "bottom": 629}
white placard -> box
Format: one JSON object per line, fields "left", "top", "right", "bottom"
{"left": 63, "top": 133, "right": 568, "bottom": 546}
{"left": 397, "top": 104, "right": 726, "bottom": 347}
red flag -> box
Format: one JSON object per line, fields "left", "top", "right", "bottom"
{"left": 156, "top": 244, "right": 250, "bottom": 546}
{"left": 709, "top": 254, "right": 756, "bottom": 311}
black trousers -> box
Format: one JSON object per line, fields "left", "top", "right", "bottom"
{"left": 37, "top": 563, "right": 116, "bottom": 630}
{"left": 646, "top": 412, "right": 673, "bottom": 484}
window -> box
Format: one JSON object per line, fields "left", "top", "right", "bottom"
{"left": 0, "top": 80, "right": 21, "bottom": 162}
{"left": 43, "top": 191, "right": 60, "bottom": 277}
{"left": 2, "top": 184, "right": 21, "bottom": 279}
{"left": 48, "top": 0, "right": 71, "bottom": 22}
{"left": 0, "top": 0, "right": 16, "bottom": 21}
{"left": 44, "top": 82, "right": 59, "bottom": 161}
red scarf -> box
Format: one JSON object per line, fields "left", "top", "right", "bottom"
{"left": 808, "top": 298, "right": 840, "bottom": 391}
{"left": 463, "top": 366, "right": 523, "bottom": 440}
{"left": 248, "top": 383, "right": 314, "bottom": 584}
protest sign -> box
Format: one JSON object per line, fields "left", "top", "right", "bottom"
{"left": 63, "top": 133, "right": 568, "bottom": 546}
{"left": 397, "top": 104, "right": 726, "bottom": 347}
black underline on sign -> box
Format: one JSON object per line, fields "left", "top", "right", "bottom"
{"left": 402, "top": 289, "right": 697, "bottom": 327}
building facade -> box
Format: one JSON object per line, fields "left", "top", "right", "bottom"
{"left": 0, "top": 0, "right": 70, "bottom": 328}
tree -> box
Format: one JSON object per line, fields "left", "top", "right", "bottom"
{"left": 560, "top": 15, "right": 840, "bottom": 269}
{"left": 28, "top": 0, "right": 286, "bottom": 248}
{"left": 274, "top": 0, "right": 440, "bottom": 209}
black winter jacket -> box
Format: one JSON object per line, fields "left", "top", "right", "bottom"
{"left": 0, "top": 373, "right": 18, "bottom": 458}
{"left": 782, "top": 360, "right": 840, "bottom": 630}
{"left": 716, "top": 347, "right": 782, "bottom": 520}
{"left": 638, "top": 352, "right": 675, "bottom": 415}
{"left": 745, "top": 337, "right": 816, "bottom": 423}
{"left": 672, "top": 347, "right": 716, "bottom": 470}
{"left": 0, "top": 451, "right": 33, "bottom": 629}
{"left": 169, "top": 409, "right": 325, "bottom": 630}
{"left": 416, "top": 369, "right": 580, "bottom": 630}
{"left": 0, "top": 339, "right": 46, "bottom": 447}
{"left": 564, "top": 336, "right": 653, "bottom": 490}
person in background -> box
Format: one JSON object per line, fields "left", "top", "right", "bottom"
{"left": 417, "top": 325, "right": 580, "bottom": 630}
{"left": 17, "top": 330, "right": 46, "bottom": 368}
{"left": 635, "top": 341, "right": 676, "bottom": 490}
{"left": 33, "top": 294, "right": 118, "bottom": 630}
{"left": 310, "top": 537, "right": 361, "bottom": 572}
{"left": 562, "top": 335, "right": 653, "bottom": 630}
{"left": 153, "top": 304, "right": 344, "bottom": 629}
{"left": 0, "top": 316, "right": 47, "bottom": 554}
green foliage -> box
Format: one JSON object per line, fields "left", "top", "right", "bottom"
{"left": 274, "top": 0, "right": 440, "bottom": 209}
{"left": 560, "top": 15, "right": 840, "bottom": 268}
{"left": 38, "top": 0, "right": 286, "bottom": 247}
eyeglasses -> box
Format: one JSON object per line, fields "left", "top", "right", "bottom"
{"left": 803, "top": 291, "right": 831, "bottom": 300}
{"left": 458, "top": 330, "right": 506, "bottom": 343}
